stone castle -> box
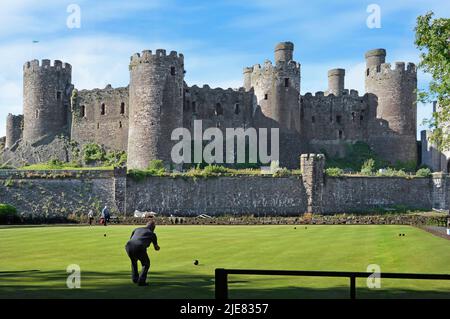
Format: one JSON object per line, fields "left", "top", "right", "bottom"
{"left": 1, "top": 42, "right": 418, "bottom": 169}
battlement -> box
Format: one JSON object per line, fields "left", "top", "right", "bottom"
{"left": 249, "top": 59, "right": 300, "bottom": 77}
{"left": 366, "top": 62, "right": 416, "bottom": 79}
{"left": 23, "top": 59, "right": 72, "bottom": 73}
{"left": 189, "top": 84, "right": 245, "bottom": 93}
{"left": 300, "top": 153, "right": 325, "bottom": 161}
{"left": 304, "top": 89, "right": 363, "bottom": 99}
{"left": 129, "top": 49, "right": 184, "bottom": 69}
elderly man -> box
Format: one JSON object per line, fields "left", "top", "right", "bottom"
{"left": 125, "top": 220, "right": 160, "bottom": 286}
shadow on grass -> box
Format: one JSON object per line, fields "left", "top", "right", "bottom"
{"left": 0, "top": 270, "right": 449, "bottom": 299}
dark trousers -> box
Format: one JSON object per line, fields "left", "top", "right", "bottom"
{"left": 125, "top": 241, "right": 150, "bottom": 284}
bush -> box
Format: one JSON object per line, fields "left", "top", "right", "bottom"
{"left": 325, "top": 167, "right": 344, "bottom": 177}
{"left": 82, "top": 143, "right": 105, "bottom": 163}
{"left": 272, "top": 167, "right": 291, "bottom": 177}
{"left": 0, "top": 204, "right": 18, "bottom": 224}
{"left": 376, "top": 168, "right": 408, "bottom": 177}
{"left": 361, "top": 158, "right": 375, "bottom": 175}
{"left": 105, "top": 151, "right": 127, "bottom": 167}
{"left": 202, "top": 164, "right": 229, "bottom": 175}
{"left": 416, "top": 167, "right": 432, "bottom": 177}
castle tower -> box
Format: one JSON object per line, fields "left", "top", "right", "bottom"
{"left": 127, "top": 49, "right": 185, "bottom": 169}
{"left": 22, "top": 59, "right": 72, "bottom": 143}
{"left": 5, "top": 114, "right": 23, "bottom": 149}
{"left": 365, "top": 49, "right": 417, "bottom": 164}
{"left": 244, "top": 42, "right": 301, "bottom": 131}
{"left": 327, "top": 68, "right": 345, "bottom": 96}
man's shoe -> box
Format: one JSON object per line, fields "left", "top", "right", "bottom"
{"left": 138, "top": 282, "right": 149, "bottom": 286}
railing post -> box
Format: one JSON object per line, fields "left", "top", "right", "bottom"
{"left": 350, "top": 275, "right": 356, "bottom": 299}
{"left": 215, "top": 268, "right": 228, "bottom": 299}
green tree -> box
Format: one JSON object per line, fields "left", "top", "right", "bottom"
{"left": 415, "top": 12, "right": 450, "bottom": 150}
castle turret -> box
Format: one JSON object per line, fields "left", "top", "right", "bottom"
{"left": 23, "top": 59, "right": 72, "bottom": 143}
{"left": 365, "top": 49, "right": 386, "bottom": 68}
{"left": 243, "top": 67, "right": 253, "bottom": 91}
{"left": 327, "top": 68, "right": 345, "bottom": 96}
{"left": 365, "top": 49, "right": 417, "bottom": 164}
{"left": 5, "top": 114, "right": 23, "bottom": 149}
{"left": 127, "top": 49, "right": 184, "bottom": 169}
{"left": 274, "top": 42, "right": 294, "bottom": 64}
{"left": 244, "top": 42, "right": 301, "bottom": 131}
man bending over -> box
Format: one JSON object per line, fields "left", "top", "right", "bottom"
{"left": 125, "top": 220, "right": 160, "bottom": 286}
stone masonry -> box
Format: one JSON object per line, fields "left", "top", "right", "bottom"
{"left": 2, "top": 42, "right": 418, "bottom": 169}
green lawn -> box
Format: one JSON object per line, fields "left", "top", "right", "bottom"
{"left": 0, "top": 225, "right": 449, "bottom": 299}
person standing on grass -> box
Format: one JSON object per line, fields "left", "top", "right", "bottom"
{"left": 88, "top": 209, "right": 94, "bottom": 226}
{"left": 101, "top": 205, "right": 110, "bottom": 226}
{"left": 125, "top": 220, "right": 160, "bottom": 286}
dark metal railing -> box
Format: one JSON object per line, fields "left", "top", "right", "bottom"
{"left": 215, "top": 268, "right": 450, "bottom": 299}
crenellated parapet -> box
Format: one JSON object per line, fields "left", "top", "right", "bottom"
{"left": 23, "top": 59, "right": 72, "bottom": 74}
{"left": 129, "top": 49, "right": 184, "bottom": 70}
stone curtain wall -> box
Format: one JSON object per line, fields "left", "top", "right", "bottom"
{"left": 0, "top": 169, "right": 124, "bottom": 217}
{"left": 322, "top": 176, "right": 432, "bottom": 213}
{"left": 126, "top": 176, "right": 307, "bottom": 215}
{"left": 0, "top": 156, "right": 448, "bottom": 216}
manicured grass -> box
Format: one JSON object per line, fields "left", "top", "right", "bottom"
{"left": 0, "top": 225, "right": 449, "bottom": 299}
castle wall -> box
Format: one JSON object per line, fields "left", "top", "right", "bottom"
{"left": 71, "top": 86, "right": 129, "bottom": 151}
{"left": 5, "top": 114, "right": 23, "bottom": 149}
{"left": 0, "top": 168, "right": 441, "bottom": 217}
{"left": 126, "top": 176, "right": 307, "bottom": 215}
{"left": 183, "top": 85, "right": 254, "bottom": 131}
{"left": 300, "top": 90, "right": 370, "bottom": 157}
{"left": 23, "top": 60, "right": 72, "bottom": 143}
{"left": 0, "top": 169, "right": 121, "bottom": 216}
{"left": 322, "top": 176, "right": 432, "bottom": 213}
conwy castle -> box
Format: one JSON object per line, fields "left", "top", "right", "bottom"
{"left": 1, "top": 42, "right": 422, "bottom": 168}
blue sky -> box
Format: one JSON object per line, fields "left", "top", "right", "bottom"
{"left": 0, "top": 0, "right": 448, "bottom": 137}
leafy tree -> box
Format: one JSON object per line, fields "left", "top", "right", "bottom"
{"left": 415, "top": 11, "right": 450, "bottom": 150}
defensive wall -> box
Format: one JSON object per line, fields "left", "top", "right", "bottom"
{"left": 0, "top": 155, "right": 448, "bottom": 217}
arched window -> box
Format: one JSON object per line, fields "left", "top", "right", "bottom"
{"left": 120, "top": 102, "right": 125, "bottom": 114}
{"left": 215, "top": 103, "right": 223, "bottom": 116}
{"left": 338, "top": 130, "right": 343, "bottom": 139}
{"left": 119, "top": 121, "right": 122, "bottom": 128}
{"left": 366, "top": 69, "right": 370, "bottom": 76}
{"left": 234, "top": 103, "right": 240, "bottom": 115}
{"left": 81, "top": 105, "right": 86, "bottom": 117}
{"left": 171, "top": 66, "right": 176, "bottom": 76}
{"left": 101, "top": 103, "right": 106, "bottom": 115}
{"left": 284, "top": 78, "right": 289, "bottom": 87}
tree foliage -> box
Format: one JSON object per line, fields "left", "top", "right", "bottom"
{"left": 415, "top": 11, "right": 450, "bottom": 150}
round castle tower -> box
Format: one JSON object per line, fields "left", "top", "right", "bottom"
{"left": 23, "top": 59, "right": 72, "bottom": 143}
{"left": 5, "top": 114, "right": 23, "bottom": 149}
{"left": 365, "top": 49, "right": 417, "bottom": 164}
{"left": 243, "top": 42, "right": 301, "bottom": 131}
{"left": 127, "top": 49, "right": 185, "bottom": 169}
